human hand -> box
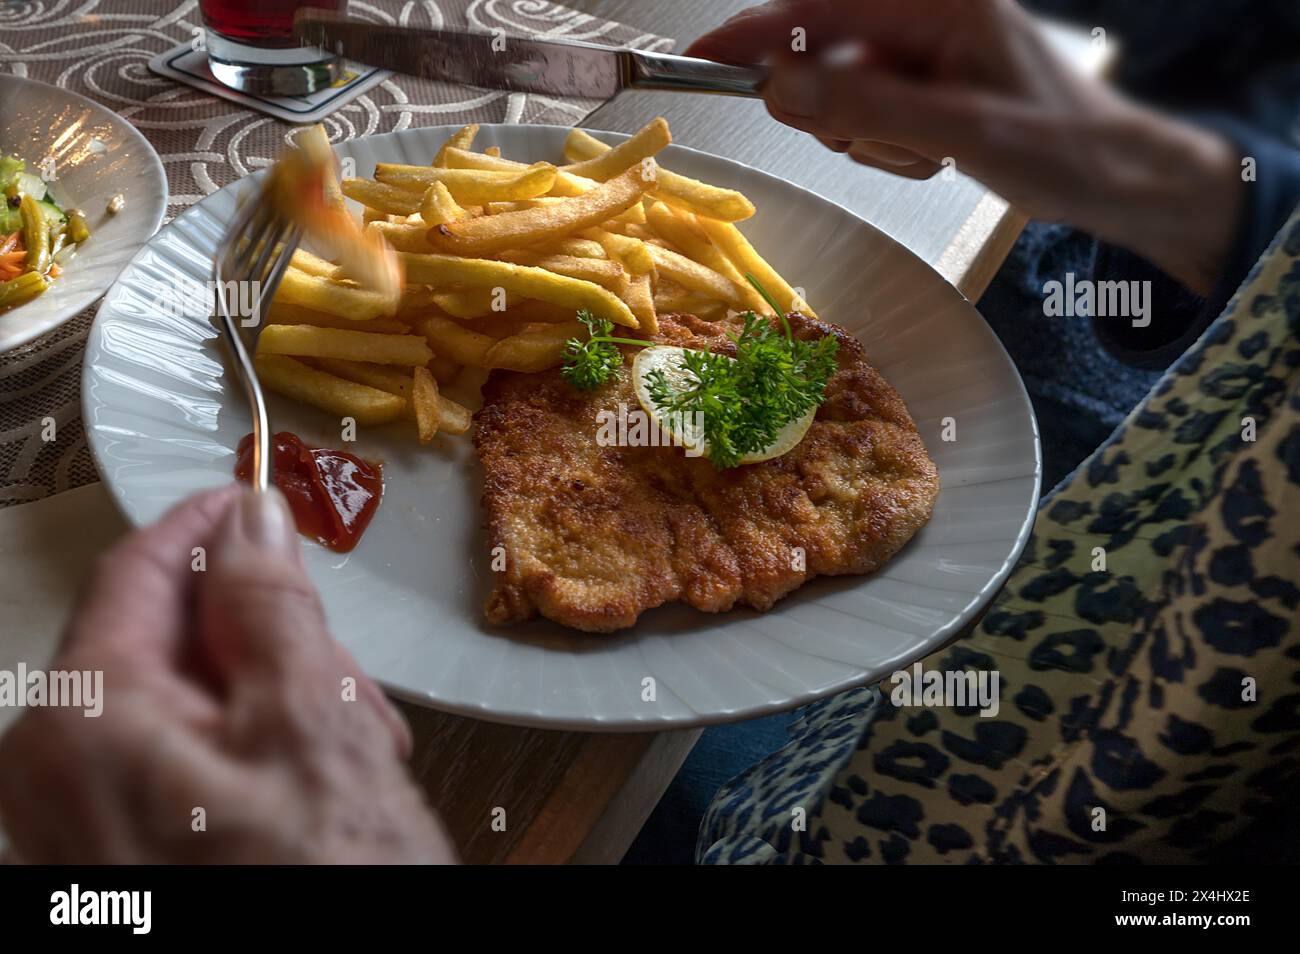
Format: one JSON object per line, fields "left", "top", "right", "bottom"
{"left": 688, "top": 0, "right": 1243, "bottom": 294}
{"left": 0, "top": 486, "right": 456, "bottom": 864}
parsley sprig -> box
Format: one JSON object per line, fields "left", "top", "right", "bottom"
{"left": 560, "top": 310, "right": 647, "bottom": 391}
{"left": 646, "top": 310, "right": 837, "bottom": 468}
{"left": 560, "top": 277, "right": 838, "bottom": 468}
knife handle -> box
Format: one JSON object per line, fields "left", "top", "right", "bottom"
{"left": 627, "top": 50, "right": 767, "bottom": 98}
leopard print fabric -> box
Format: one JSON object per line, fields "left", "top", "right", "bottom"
{"left": 699, "top": 206, "right": 1300, "bottom": 865}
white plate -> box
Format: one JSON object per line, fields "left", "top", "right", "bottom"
{"left": 0, "top": 76, "right": 167, "bottom": 353}
{"left": 84, "top": 123, "right": 1040, "bottom": 731}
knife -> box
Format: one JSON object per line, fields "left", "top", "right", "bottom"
{"left": 293, "top": 10, "right": 767, "bottom": 99}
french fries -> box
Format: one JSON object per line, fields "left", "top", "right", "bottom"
{"left": 483, "top": 196, "right": 647, "bottom": 225}
{"left": 259, "top": 324, "right": 434, "bottom": 366}
{"left": 366, "top": 220, "right": 437, "bottom": 253}
{"left": 312, "top": 357, "right": 414, "bottom": 397}
{"left": 653, "top": 281, "right": 726, "bottom": 320}
{"left": 429, "top": 289, "right": 582, "bottom": 325}
{"left": 373, "top": 163, "right": 556, "bottom": 204}
{"left": 313, "top": 357, "right": 471, "bottom": 437}
{"left": 427, "top": 164, "right": 656, "bottom": 257}
{"left": 413, "top": 315, "right": 496, "bottom": 366}
{"left": 274, "top": 269, "right": 400, "bottom": 321}
{"left": 623, "top": 272, "right": 657, "bottom": 335}
{"left": 341, "top": 178, "right": 426, "bottom": 216}
{"left": 561, "top": 128, "right": 607, "bottom": 162}
{"left": 266, "top": 125, "right": 403, "bottom": 310}
{"left": 695, "top": 216, "right": 815, "bottom": 316}
{"left": 266, "top": 301, "right": 410, "bottom": 335}
{"left": 435, "top": 395, "right": 473, "bottom": 434}
{"left": 431, "top": 289, "right": 499, "bottom": 320}
{"left": 581, "top": 228, "right": 655, "bottom": 276}
{"left": 400, "top": 252, "right": 639, "bottom": 329}
{"left": 562, "top": 117, "right": 671, "bottom": 181}
{"left": 420, "top": 181, "right": 470, "bottom": 225}
{"left": 645, "top": 202, "right": 766, "bottom": 312}
{"left": 412, "top": 367, "right": 440, "bottom": 443}
{"left": 547, "top": 237, "right": 606, "bottom": 259}
{"left": 259, "top": 116, "right": 807, "bottom": 456}
{"left": 295, "top": 124, "right": 346, "bottom": 211}
{"left": 441, "top": 146, "right": 598, "bottom": 197}
{"left": 564, "top": 127, "right": 755, "bottom": 222}
{"left": 645, "top": 244, "right": 743, "bottom": 305}
{"left": 483, "top": 321, "right": 586, "bottom": 373}
{"left": 254, "top": 354, "right": 406, "bottom": 425}
{"left": 495, "top": 251, "right": 627, "bottom": 292}
{"left": 290, "top": 248, "right": 342, "bottom": 278}
{"left": 433, "top": 124, "right": 478, "bottom": 167}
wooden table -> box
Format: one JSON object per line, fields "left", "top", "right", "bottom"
{"left": 398, "top": 0, "right": 1061, "bottom": 865}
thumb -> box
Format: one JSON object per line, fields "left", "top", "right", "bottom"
{"left": 198, "top": 488, "right": 319, "bottom": 679}
{"left": 684, "top": 1, "right": 806, "bottom": 63}
{"left": 197, "top": 489, "right": 411, "bottom": 757}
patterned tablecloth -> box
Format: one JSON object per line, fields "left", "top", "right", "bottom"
{"left": 0, "top": 0, "right": 669, "bottom": 507}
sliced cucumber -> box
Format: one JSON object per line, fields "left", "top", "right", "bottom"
{"left": 0, "top": 156, "right": 64, "bottom": 234}
{"left": 37, "top": 197, "right": 66, "bottom": 230}
{"left": 15, "top": 172, "right": 48, "bottom": 201}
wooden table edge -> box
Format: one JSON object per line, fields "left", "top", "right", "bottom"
{"left": 940, "top": 193, "right": 1029, "bottom": 302}
{"left": 505, "top": 728, "right": 702, "bottom": 864}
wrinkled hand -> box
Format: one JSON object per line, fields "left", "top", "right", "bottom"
{"left": 688, "top": 0, "right": 1242, "bottom": 294}
{"left": 0, "top": 486, "right": 455, "bottom": 864}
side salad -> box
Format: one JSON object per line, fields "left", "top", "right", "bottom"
{"left": 0, "top": 153, "right": 91, "bottom": 312}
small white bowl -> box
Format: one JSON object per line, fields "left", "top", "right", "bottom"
{"left": 0, "top": 75, "right": 167, "bottom": 353}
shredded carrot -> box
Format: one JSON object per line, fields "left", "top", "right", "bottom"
{"left": 0, "top": 240, "right": 29, "bottom": 280}
{"left": 48, "top": 262, "right": 62, "bottom": 278}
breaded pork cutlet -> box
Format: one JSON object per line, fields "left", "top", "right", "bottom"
{"left": 473, "top": 312, "right": 939, "bottom": 632}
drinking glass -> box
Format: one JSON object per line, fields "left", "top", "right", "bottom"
{"left": 199, "top": 0, "right": 347, "bottom": 96}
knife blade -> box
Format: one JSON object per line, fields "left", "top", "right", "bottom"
{"left": 293, "top": 10, "right": 766, "bottom": 99}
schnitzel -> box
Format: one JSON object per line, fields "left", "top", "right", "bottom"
{"left": 473, "top": 312, "right": 939, "bottom": 633}
{"left": 475, "top": 312, "right": 939, "bottom": 632}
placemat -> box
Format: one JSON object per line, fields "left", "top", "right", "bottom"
{"left": 0, "top": 0, "right": 670, "bottom": 507}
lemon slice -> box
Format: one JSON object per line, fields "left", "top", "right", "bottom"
{"left": 631, "top": 345, "right": 815, "bottom": 465}
{"left": 738, "top": 405, "right": 816, "bottom": 464}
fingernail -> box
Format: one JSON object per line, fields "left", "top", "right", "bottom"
{"left": 234, "top": 488, "right": 299, "bottom": 556}
{"left": 770, "top": 66, "right": 823, "bottom": 117}
{"left": 850, "top": 142, "right": 924, "bottom": 168}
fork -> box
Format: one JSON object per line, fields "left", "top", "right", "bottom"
{"left": 212, "top": 186, "right": 302, "bottom": 492}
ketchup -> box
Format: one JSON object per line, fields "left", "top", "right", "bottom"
{"left": 235, "top": 432, "right": 382, "bottom": 553}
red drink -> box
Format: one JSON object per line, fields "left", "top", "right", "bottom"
{"left": 199, "top": 0, "right": 345, "bottom": 48}
{"left": 198, "top": 0, "right": 348, "bottom": 94}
